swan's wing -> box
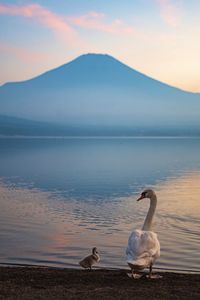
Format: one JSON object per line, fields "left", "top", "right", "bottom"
{"left": 79, "top": 255, "right": 93, "bottom": 268}
{"left": 126, "top": 229, "right": 160, "bottom": 268}
{"left": 79, "top": 254, "right": 100, "bottom": 268}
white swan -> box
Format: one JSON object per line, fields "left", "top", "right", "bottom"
{"left": 126, "top": 189, "right": 160, "bottom": 279}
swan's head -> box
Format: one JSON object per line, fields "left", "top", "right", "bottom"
{"left": 137, "top": 189, "right": 156, "bottom": 201}
{"left": 92, "top": 247, "right": 99, "bottom": 254}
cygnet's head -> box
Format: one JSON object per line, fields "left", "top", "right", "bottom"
{"left": 92, "top": 247, "right": 99, "bottom": 254}
{"left": 137, "top": 189, "right": 156, "bottom": 201}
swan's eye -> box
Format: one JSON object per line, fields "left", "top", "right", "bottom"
{"left": 142, "top": 192, "right": 146, "bottom": 197}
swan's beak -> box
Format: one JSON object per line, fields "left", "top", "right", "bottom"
{"left": 137, "top": 194, "right": 144, "bottom": 201}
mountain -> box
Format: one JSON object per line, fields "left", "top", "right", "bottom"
{"left": 0, "top": 53, "right": 200, "bottom": 136}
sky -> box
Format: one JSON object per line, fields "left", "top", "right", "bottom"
{"left": 0, "top": 0, "right": 200, "bottom": 92}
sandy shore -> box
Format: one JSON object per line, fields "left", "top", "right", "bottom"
{"left": 0, "top": 266, "right": 199, "bottom": 299}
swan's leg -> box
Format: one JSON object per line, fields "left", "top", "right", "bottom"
{"left": 127, "top": 265, "right": 143, "bottom": 279}
{"left": 149, "top": 263, "right": 152, "bottom": 279}
{"left": 146, "top": 264, "right": 162, "bottom": 279}
{"left": 131, "top": 269, "right": 142, "bottom": 279}
{"left": 127, "top": 269, "right": 141, "bottom": 279}
{"left": 131, "top": 269, "right": 135, "bottom": 278}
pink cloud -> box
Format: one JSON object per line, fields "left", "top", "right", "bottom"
{"left": 0, "top": 3, "right": 79, "bottom": 46}
{"left": 68, "top": 11, "right": 135, "bottom": 35}
{"left": 0, "top": 3, "right": 136, "bottom": 39}
{"left": 0, "top": 42, "right": 49, "bottom": 63}
{"left": 156, "top": 0, "right": 180, "bottom": 27}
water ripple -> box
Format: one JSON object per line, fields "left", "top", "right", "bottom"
{"left": 0, "top": 171, "right": 200, "bottom": 271}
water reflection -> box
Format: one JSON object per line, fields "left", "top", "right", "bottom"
{"left": 155, "top": 173, "right": 200, "bottom": 271}
{"left": 0, "top": 171, "right": 200, "bottom": 271}
{"left": 0, "top": 137, "right": 200, "bottom": 199}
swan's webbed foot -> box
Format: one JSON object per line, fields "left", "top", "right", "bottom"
{"left": 146, "top": 274, "right": 163, "bottom": 279}
{"left": 127, "top": 271, "right": 143, "bottom": 279}
{"left": 133, "top": 273, "right": 143, "bottom": 279}
{"left": 147, "top": 265, "right": 162, "bottom": 279}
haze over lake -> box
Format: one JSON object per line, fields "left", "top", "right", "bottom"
{"left": 0, "top": 137, "right": 200, "bottom": 272}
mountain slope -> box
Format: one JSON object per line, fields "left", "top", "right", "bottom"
{"left": 0, "top": 53, "right": 200, "bottom": 135}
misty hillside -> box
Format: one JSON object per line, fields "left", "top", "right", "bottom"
{"left": 1, "top": 115, "right": 199, "bottom": 137}
{"left": 0, "top": 115, "right": 69, "bottom": 136}
{"left": 0, "top": 53, "right": 200, "bottom": 136}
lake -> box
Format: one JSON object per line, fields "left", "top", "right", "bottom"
{"left": 0, "top": 137, "right": 200, "bottom": 272}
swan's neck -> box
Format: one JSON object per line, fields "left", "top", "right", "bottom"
{"left": 142, "top": 195, "right": 157, "bottom": 231}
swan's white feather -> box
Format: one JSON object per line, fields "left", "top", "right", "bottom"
{"left": 126, "top": 229, "right": 160, "bottom": 269}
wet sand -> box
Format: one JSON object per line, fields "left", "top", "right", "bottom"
{"left": 0, "top": 267, "right": 200, "bottom": 299}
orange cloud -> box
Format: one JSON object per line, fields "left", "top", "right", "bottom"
{"left": 68, "top": 11, "right": 135, "bottom": 35}
{"left": 156, "top": 0, "right": 181, "bottom": 27}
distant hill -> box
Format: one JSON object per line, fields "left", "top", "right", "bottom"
{"left": 0, "top": 115, "right": 199, "bottom": 137}
{"left": 0, "top": 53, "right": 200, "bottom": 136}
{"left": 0, "top": 115, "right": 68, "bottom": 136}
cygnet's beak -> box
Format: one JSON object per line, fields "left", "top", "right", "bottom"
{"left": 137, "top": 194, "right": 145, "bottom": 201}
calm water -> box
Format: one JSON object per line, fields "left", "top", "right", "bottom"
{"left": 0, "top": 137, "right": 200, "bottom": 272}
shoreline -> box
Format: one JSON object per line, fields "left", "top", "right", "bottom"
{"left": 0, "top": 266, "right": 200, "bottom": 299}
{"left": 1, "top": 262, "right": 200, "bottom": 274}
